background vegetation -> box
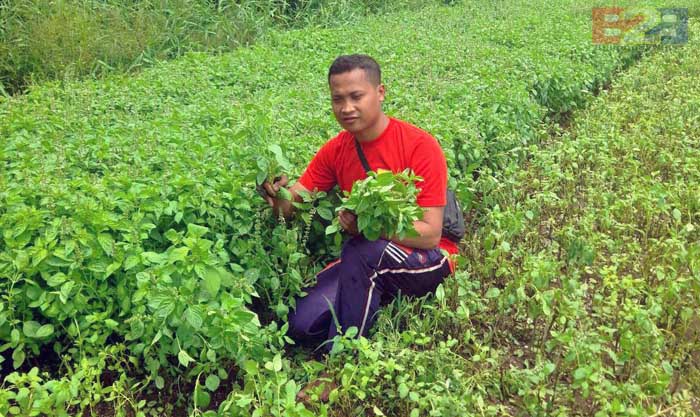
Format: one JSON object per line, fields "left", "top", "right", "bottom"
{"left": 0, "top": 0, "right": 428, "bottom": 95}
{"left": 331, "top": 27, "right": 700, "bottom": 416}
{"left": 0, "top": 0, "right": 698, "bottom": 415}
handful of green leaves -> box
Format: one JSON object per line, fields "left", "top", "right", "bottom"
{"left": 326, "top": 169, "right": 425, "bottom": 241}
{"left": 255, "top": 144, "right": 293, "bottom": 200}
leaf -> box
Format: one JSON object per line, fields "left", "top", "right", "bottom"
{"left": 32, "top": 248, "right": 47, "bottom": 267}
{"left": 12, "top": 348, "right": 25, "bottom": 369}
{"left": 435, "top": 284, "right": 445, "bottom": 302}
{"left": 317, "top": 206, "right": 333, "bottom": 221}
{"left": 35, "top": 324, "right": 54, "bottom": 338}
{"left": 155, "top": 376, "right": 165, "bottom": 389}
{"left": 269, "top": 144, "right": 291, "bottom": 170}
{"left": 236, "top": 396, "right": 253, "bottom": 408}
{"left": 268, "top": 144, "right": 283, "bottom": 159}
{"left": 194, "top": 386, "right": 211, "bottom": 408}
{"left": 150, "top": 294, "right": 175, "bottom": 319}
{"left": 142, "top": 252, "right": 166, "bottom": 265}
{"left": 168, "top": 247, "right": 190, "bottom": 263}
{"left": 205, "top": 374, "right": 220, "bottom": 391}
{"left": 277, "top": 187, "right": 292, "bottom": 201}
{"left": 60, "top": 281, "right": 75, "bottom": 304}
{"left": 375, "top": 171, "right": 393, "bottom": 185}
{"left": 124, "top": 255, "right": 140, "bottom": 270}
{"left": 358, "top": 214, "right": 370, "bottom": 232}
{"left": 187, "top": 223, "right": 209, "bottom": 239}
{"left": 126, "top": 320, "right": 145, "bottom": 341}
{"left": 275, "top": 302, "right": 289, "bottom": 318}
{"left": 150, "top": 330, "right": 162, "bottom": 346}
{"left": 256, "top": 170, "right": 267, "bottom": 186}
{"left": 284, "top": 379, "right": 298, "bottom": 404}
{"left": 272, "top": 353, "right": 282, "bottom": 372}
{"left": 365, "top": 228, "right": 381, "bottom": 241}
{"left": 485, "top": 287, "right": 501, "bottom": 298}
{"left": 202, "top": 266, "right": 221, "bottom": 298}
{"left": 345, "top": 326, "right": 358, "bottom": 338}
{"left": 46, "top": 273, "right": 67, "bottom": 287}
{"left": 20, "top": 321, "right": 54, "bottom": 339}
{"left": 184, "top": 306, "right": 204, "bottom": 330}
{"left": 164, "top": 229, "right": 180, "bottom": 243}
{"left": 104, "top": 261, "right": 122, "bottom": 279}
{"left": 97, "top": 233, "right": 115, "bottom": 256}
{"left": 500, "top": 241, "right": 511, "bottom": 252}
{"left": 178, "top": 350, "right": 194, "bottom": 367}
{"left": 325, "top": 223, "right": 339, "bottom": 235}
{"left": 672, "top": 208, "right": 682, "bottom": 222}
{"left": 541, "top": 297, "right": 552, "bottom": 316}
{"left": 243, "top": 360, "right": 259, "bottom": 375}
{"left": 398, "top": 383, "right": 409, "bottom": 399}
{"left": 543, "top": 362, "right": 556, "bottom": 375}
{"left": 662, "top": 361, "right": 673, "bottom": 375}
{"left": 269, "top": 276, "right": 280, "bottom": 291}
{"left": 22, "top": 321, "right": 41, "bottom": 338}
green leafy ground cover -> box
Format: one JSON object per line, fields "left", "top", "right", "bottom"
{"left": 1, "top": 0, "right": 696, "bottom": 415}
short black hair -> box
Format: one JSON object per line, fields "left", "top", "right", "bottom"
{"left": 328, "top": 54, "right": 381, "bottom": 86}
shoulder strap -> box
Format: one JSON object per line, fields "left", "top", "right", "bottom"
{"left": 354, "top": 136, "right": 371, "bottom": 173}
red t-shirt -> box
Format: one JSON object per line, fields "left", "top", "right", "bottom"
{"left": 299, "top": 117, "right": 459, "bottom": 255}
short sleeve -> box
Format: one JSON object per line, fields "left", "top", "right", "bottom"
{"left": 298, "top": 138, "right": 338, "bottom": 192}
{"left": 411, "top": 136, "right": 448, "bottom": 207}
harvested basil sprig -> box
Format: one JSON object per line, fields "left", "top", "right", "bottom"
{"left": 326, "top": 169, "right": 425, "bottom": 241}
{"left": 255, "top": 144, "right": 293, "bottom": 200}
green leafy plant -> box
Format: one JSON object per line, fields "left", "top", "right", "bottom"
{"left": 325, "top": 169, "right": 424, "bottom": 241}
{"left": 255, "top": 144, "right": 293, "bottom": 201}
{"left": 1, "top": 1, "right": 686, "bottom": 415}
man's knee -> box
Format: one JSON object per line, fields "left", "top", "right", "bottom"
{"left": 287, "top": 304, "right": 332, "bottom": 344}
{"left": 288, "top": 310, "right": 319, "bottom": 344}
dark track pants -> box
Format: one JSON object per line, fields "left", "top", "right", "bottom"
{"left": 287, "top": 236, "right": 452, "bottom": 350}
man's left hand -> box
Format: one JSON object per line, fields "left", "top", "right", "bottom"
{"left": 338, "top": 210, "right": 359, "bottom": 236}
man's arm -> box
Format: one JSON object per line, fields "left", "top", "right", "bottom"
{"left": 387, "top": 206, "right": 443, "bottom": 250}
{"left": 339, "top": 206, "right": 444, "bottom": 250}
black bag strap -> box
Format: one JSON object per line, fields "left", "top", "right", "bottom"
{"left": 354, "top": 136, "right": 372, "bottom": 173}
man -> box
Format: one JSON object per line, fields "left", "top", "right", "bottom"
{"left": 261, "top": 54, "right": 458, "bottom": 354}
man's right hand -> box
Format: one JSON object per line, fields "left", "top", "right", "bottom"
{"left": 258, "top": 176, "right": 309, "bottom": 220}
{"left": 260, "top": 175, "right": 289, "bottom": 207}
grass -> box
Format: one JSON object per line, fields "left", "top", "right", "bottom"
{"left": 0, "top": 0, "right": 428, "bottom": 96}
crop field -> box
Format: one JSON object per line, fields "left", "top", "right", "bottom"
{"left": 0, "top": 0, "right": 698, "bottom": 416}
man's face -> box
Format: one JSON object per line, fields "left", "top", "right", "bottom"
{"left": 329, "top": 68, "right": 385, "bottom": 136}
